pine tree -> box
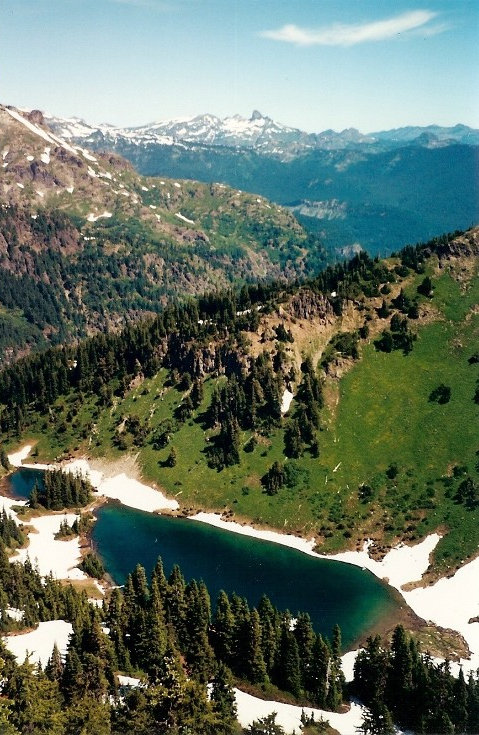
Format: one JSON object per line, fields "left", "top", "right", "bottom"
{"left": 247, "top": 712, "right": 285, "bottom": 734}
{"left": 151, "top": 556, "right": 168, "bottom": 600}
{"left": 257, "top": 595, "right": 278, "bottom": 675}
{"left": 275, "top": 624, "right": 301, "bottom": 697}
{"left": 29, "top": 482, "right": 40, "bottom": 509}
{"left": 293, "top": 612, "right": 315, "bottom": 691}
{"left": 210, "top": 662, "right": 238, "bottom": 735}
{"left": 244, "top": 608, "right": 267, "bottom": 684}
{"left": 213, "top": 590, "right": 236, "bottom": 666}
{"left": 5, "top": 661, "right": 65, "bottom": 734}
{"left": 359, "top": 699, "right": 395, "bottom": 735}
{"left": 386, "top": 625, "right": 412, "bottom": 720}
{"left": 65, "top": 697, "right": 112, "bottom": 735}
{"left": 139, "top": 580, "right": 168, "bottom": 682}
{"left": 45, "top": 643, "right": 63, "bottom": 682}
{"left": 284, "top": 419, "right": 303, "bottom": 458}
{"left": 309, "top": 633, "right": 330, "bottom": 708}
{"left": 61, "top": 647, "right": 84, "bottom": 702}
{"left": 166, "top": 446, "right": 177, "bottom": 467}
{"left": 165, "top": 564, "right": 186, "bottom": 633}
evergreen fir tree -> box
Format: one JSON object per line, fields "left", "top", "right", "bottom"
{"left": 210, "top": 662, "right": 238, "bottom": 735}
{"left": 45, "top": 643, "right": 63, "bottom": 683}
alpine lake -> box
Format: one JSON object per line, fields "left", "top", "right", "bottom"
{"left": 7, "top": 467, "right": 403, "bottom": 649}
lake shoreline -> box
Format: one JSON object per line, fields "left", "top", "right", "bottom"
{"left": 5, "top": 443, "right": 478, "bottom": 672}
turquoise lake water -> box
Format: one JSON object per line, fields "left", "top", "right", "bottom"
{"left": 7, "top": 468, "right": 399, "bottom": 648}
{"left": 6, "top": 467, "right": 44, "bottom": 499}
{"left": 92, "top": 503, "right": 399, "bottom": 648}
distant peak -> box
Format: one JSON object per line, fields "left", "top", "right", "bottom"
{"left": 250, "top": 110, "right": 264, "bottom": 121}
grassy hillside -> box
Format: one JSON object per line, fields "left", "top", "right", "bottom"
{"left": 5, "top": 228, "right": 477, "bottom": 576}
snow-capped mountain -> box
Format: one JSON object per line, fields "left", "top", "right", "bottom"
{"left": 46, "top": 110, "right": 377, "bottom": 159}
{"left": 46, "top": 110, "right": 479, "bottom": 160}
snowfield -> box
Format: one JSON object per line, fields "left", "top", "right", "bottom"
{"left": 3, "top": 620, "right": 73, "bottom": 668}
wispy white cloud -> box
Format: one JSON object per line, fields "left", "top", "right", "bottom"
{"left": 260, "top": 10, "right": 442, "bottom": 47}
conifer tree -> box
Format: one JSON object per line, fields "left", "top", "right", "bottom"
{"left": 151, "top": 556, "right": 168, "bottom": 600}
{"left": 275, "top": 624, "right": 301, "bottom": 697}
{"left": 244, "top": 608, "right": 268, "bottom": 684}
{"left": 210, "top": 662, "right": 238, "bottom": 735}
{"left": 257, "top": 595, "right": 279, "bottom": 675}
{"left": 213, "top": 590, "right": 236, "bottom": 666}
{"left": 5, "top": 661, "right": 65, "bottom": 734}
{"left": 293, "top": 612, "right": 315, "bottom": 691}
{"left": 61, "top": 647, "right": 84, "bottom": 702}
{"left": 45, "top": 643, "right": 64, "bottom": 683}
{"left": 165, "top": 564, "right": 186, "bottom": 633}
{"left": 284, "top": 419, "right": 303, "bottom": 458}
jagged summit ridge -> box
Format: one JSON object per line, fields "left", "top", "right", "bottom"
{"left": 47, "top": 109, "right": 322, "bottom": 156}
{"left": 45, "top": 108, "right": 479, "bottom": 159}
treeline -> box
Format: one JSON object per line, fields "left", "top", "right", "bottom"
{"left": 0, "top": 194, "right": 328, "bottom": 364}
{"left": 29, "top": 469, "right": 93, "bottom": 511}
{"left": 0, "top": 229, "right": 464, "bottom": 441}
{"left": 353, "top": 626, "right": 479, "bottom": 734}
{"left": 0, "top": 248, "right": 374, "bottom": 426}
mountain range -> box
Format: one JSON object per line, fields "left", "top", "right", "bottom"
{"left": 46, "top": 110, "right": 479, "bottom": 256}
{"left": 47, "top": 109, "right": 479, "bottom": 158}
{"left": 0, "top": 104, "right": 326, "bottom": 362}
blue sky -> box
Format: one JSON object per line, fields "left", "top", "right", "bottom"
{"left": 1, "top": 0, "right": 478, "bottom": 132}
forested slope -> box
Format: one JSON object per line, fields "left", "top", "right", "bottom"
{"left": 1, "top": 228, "right": 477, "bottom": 576}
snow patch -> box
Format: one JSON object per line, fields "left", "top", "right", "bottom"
{"left": 40, "top": 147, "right": 50, "bottom": 164}
{"left": 86, "top": 211, "right": 113, "bottom": 222}
{"left": 3, "top": 620, "right": 73, "bottom": 668}
{"left": 175, "top": 212, "right": 195, "bottom": 225}
{"left": 4, "top": 608, "right": 25, "bottom": 622}
{"left": 76, "top": 147, "right": 97, "bottom": 162}
{"left": 59, "top": 458, "right": 179, "bottom": 513}
{"left": 15, "top": 513, "right": 87, "bottom": 580}
{"left": 234, "top": 688, "right": 365, "bottom": 735}
{"left": 16, "top": 183, "right": 24, "bottom": 189}
{"left": 4, "top": 108, "right": 76, "bottom": 155}
{"left": 281, "top": 389, "right": 294, "bottom": 415}
{"left": 26, "top": 155, "right": 34, "bottom": 161}
{"left": 118, "top": 675, "right": 142, "bottom": 688}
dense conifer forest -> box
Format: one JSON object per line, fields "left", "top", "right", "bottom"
{"left": 0, "top": 527, "right": 478, "bottom": 734}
